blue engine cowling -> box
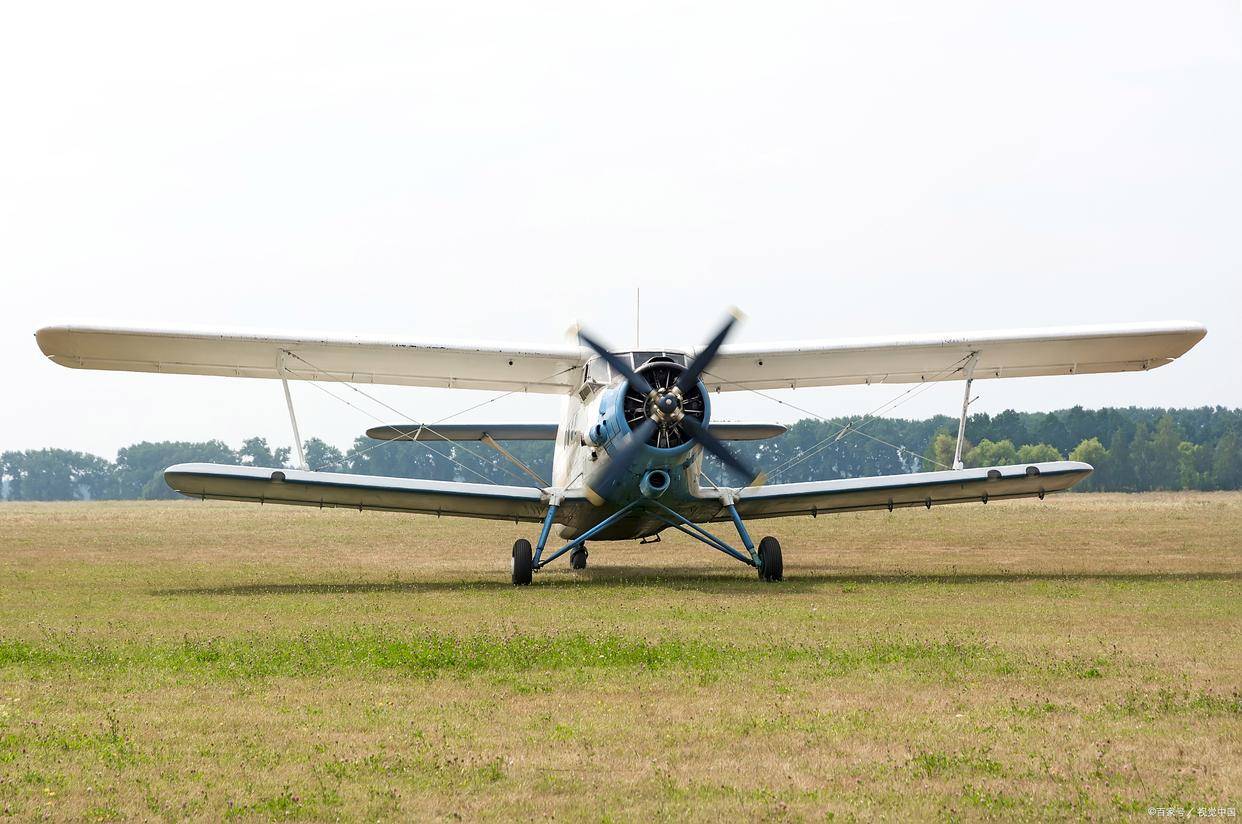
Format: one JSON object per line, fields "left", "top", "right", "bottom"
{"left": 584, "top": 366, "right": 711, "bottom": 502}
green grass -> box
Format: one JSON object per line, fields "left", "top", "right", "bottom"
{"left": 0, "top": 493, "right": 1238, "bottom": 820}
{"left": 0, "top": 629, "right": 1031, "bottom": 681}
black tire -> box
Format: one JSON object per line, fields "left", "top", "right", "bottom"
{"left": 512, "top": 539, "right": 533, "bottom": 586}
{"left": 570, "top": 546, "right": 588, "bottom": 570}
{"left": 757, "top": 536, "right": 783, "bottom": 582}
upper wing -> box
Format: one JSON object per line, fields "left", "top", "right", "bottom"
{"left": 164, "top": 463, "right": 586, "bottom": 522}
{"left": 708, "top": 461, "right": 1091, "bottom": 521}
{"left": 35, "top": 325, "right": 584, "bottom": 393}
{"left": 695, "top": 321, "right": 1206, "bottom": 391}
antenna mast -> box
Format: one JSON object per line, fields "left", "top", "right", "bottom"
{"left": 635, "top": 288, "right": 641, "bottom": 348}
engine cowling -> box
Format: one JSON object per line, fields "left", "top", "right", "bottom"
{"left": 594, "top": 359, "right": 711, "bottom": 456}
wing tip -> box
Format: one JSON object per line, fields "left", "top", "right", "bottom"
{"left": 1160, "top": 320, "right": 1208, "bottom": 361}
{"left": 34, "top": 326, "right": 68, "bottom": 357}
{"left": 365, "top": 425, "right": 418, "bottom": 442}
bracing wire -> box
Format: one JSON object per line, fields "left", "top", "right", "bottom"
{"left": 278, "top": 339, "right": 973, "bottom": 492}
{"left": 283, "top": 367, "right": 515, "bottom": 485}
{"left": 702, "top": 353, "right": 975, "bottom": 483}
{"left": 279, "top": 351, "right": 580, "bottom": 486}
{"left": 765, "top": 376, "right": 959, "bottom": 480}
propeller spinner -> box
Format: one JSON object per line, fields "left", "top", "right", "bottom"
{"left": 578, "top": 311, "right": 765, "bottom": 502}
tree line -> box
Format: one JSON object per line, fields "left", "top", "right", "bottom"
{"left": 3, "top": 406, "right": 1240, "bottom": 501}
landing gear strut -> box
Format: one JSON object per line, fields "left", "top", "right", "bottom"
{"left": 512, "top": 496, "right": 784, "bottom": 584}
{"left": 570, "top": 546, "right": 588, "bottom": 570}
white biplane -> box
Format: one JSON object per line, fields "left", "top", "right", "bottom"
{"left": 35, "top": 316, "right": 1205, "bottom": 584}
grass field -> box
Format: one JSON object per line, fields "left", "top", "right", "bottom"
{"left": 0, "top": 493, "right": 1239, "bottom": 821}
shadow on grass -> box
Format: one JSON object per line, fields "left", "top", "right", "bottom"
{"left": 151, "top": 569, "right": 1242, "bottom": 597}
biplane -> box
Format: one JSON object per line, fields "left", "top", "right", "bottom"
{"left": 35, "top": 316, "right": 1205, "bottom": 584}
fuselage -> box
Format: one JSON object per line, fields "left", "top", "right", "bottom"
{"left": 551, "top": 349, "right": 712, "bottom": 540}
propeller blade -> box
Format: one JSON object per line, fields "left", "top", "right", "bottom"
{"left": 577, "top": 330, "right": 654, "bottom": 396}
{"left": 590, "top": 418, "right": 657, "bottom": 500}
{"left": 675, "top": 308, "right": 742, "bottom": 395}
{"left": 681, "top": 415, "right": 765, "bottom": 487}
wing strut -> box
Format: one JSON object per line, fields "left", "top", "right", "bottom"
{"left": 278, "top": 352, "right": 309, "bottom": 470}
{"left": 952, "top": 353, "right": 979, "bottom": 471}
{"left": 480, "top": 433, "right": 548, "bottom": 487}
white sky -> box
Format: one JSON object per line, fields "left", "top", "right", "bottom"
{"left": 2, "top": 1, "right": 1240, "bottom": 458}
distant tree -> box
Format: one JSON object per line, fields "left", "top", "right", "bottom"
{"left": 1129, "top": 421, "right": 1156, "bottom": 491}
{"left": 0, "top": 449, "right": 115, "bottom": 501}
{"left": 115, "top": 440, "right": 237, "bottom": 499}
{"left": 922, "top": 430, "right": 962, "bottom": 471}
{"left": 346, "top": 437, "right": 453, "bottom": 481}
{"left": 8, "top": 406, "right": 1242, "bottom": 501}
{"left": 1212, "top": 432, "right": 1242, "bottom": 490}
{"left": 3, "top": 451, "right": 23, "bottom": 500}
{"left": 238, "top": 437, "right": 290, "bottom": 469}
{"left": 1103, "top": 428, "right": 1132, "bottom": 491}
{"left": 1027, "top": 413, "right": 1070, "bottom": 455}
{"left": 1178, "top": 441, "right": 1212, "bottom": 491}
{"left": 303, "top": 438, "right": 344, "bottom": 471}
{"left": 1148, "top": 416, "right": 1183, "bottom": 491}
{"left": 987, "top": 410, "right": 1030, "bottom": 447}
{"left": 1016, "top": 443, "right": 1062, "bottom": 463}
{"left": 1061, "top": 406, "right": 1095, "bottom": 453}
{"left": 966, "top": 438, "right": 1018, "bottom": 468}
{"left": 1069, "top": 437, "right": 1109, "bottom": 491}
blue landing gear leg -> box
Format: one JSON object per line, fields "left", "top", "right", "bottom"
{"left": 520, "top": 499, "right": 645, "bottom": 583}
{"left": 531, "top": 503, "right": 559, "bottom": 570}
{"left": 725, "top": 502, "right": 781, "bottom": 582}
{"left": 645, "top": 499, "right": 785, "bottom": 582}
{"left": 518, "top": 497, "right": 781, "bottom": 583}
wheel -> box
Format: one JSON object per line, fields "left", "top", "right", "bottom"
{"left": 757, "top": 536, "right": 783, "bottom": 582}
{"left": 570, "top": 546, "right": 588, "bottom": 570}
{"left": 511, "top": 538, "right": 533, "bottom": 585}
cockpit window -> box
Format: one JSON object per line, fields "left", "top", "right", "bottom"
{"left": 633, "top": 352, "right": 688, "bottom": 369}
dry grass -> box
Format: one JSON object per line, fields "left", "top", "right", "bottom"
{"left": 0, "top": 493, "right": 1238, "bottom": 821}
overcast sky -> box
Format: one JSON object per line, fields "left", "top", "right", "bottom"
{"left": 2, "top": 1, "right": 1239, "bottom": 459}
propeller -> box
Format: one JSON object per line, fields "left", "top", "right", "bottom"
{"left": 679, "top": 414, "right": 765, "bottom": 486}
{"left": 674, "top": 310, "right": 738, "bottom": 396}
{"left": 578, "top": 310, "right": 764, "bottom": 501}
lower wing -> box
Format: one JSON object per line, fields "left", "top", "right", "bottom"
{"left": 714, "top": 461, "right": 1092, "bottom": 521}
{"left": 165, "top": 460, "right": 1090, "bottom": 527}
{"left": 164, "top": 463, "right": 562, "bottom": 522}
